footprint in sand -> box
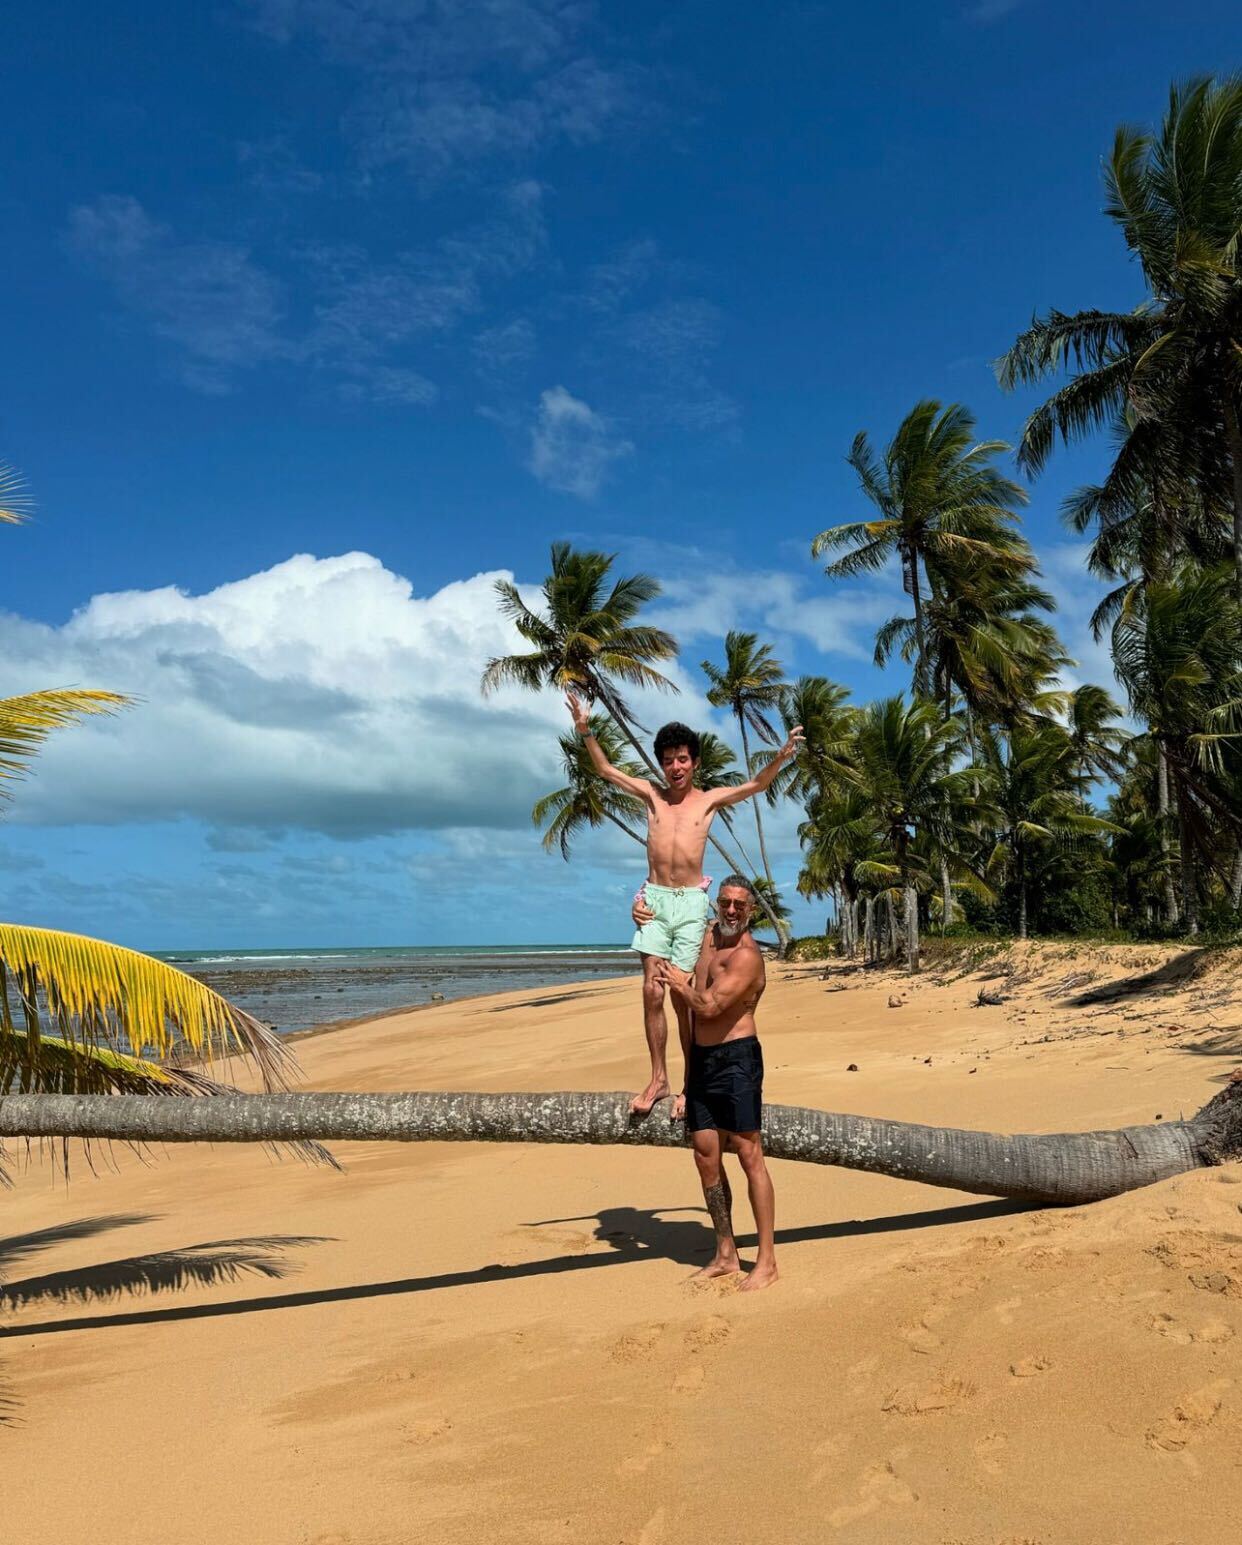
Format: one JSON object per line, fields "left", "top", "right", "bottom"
{"left": 826, "top": 1459, "right": 918, "bottom": 1529}
{"left": 974, "top": 1432, "right": 1008, "bottom": 1476}
{"left": 1145, "top": 1379, "right": 1231, "bottom": 1452}
{"left": 882, "top": 1376, "right": 975, "bottom": 1415}
{"left": 672, "top": 1363, "right": 705, "bottom": 1395}
{"left": 404, "top": 1416, "right": 453, "bottom": 1445}
{"left": 609, "top": 1323, "right": 666, "bottom": 1364}
{"left": 617, "top": 1438, "right": 673, "bottom": 1476}
{"left": 897, "top": 1317, "right": 943, "bottom": 1355}
{"left": 683, "top": 1314, "right": 732, "bottom": 1353}
{"left": 634, "top": 1507, "right": 667, "bottom": 1545}
{"left": 1009, "top": 1356, "right": 1053, "bottom": 1378}
{"left": 993, "top": 1295, "right": 1023, "bottom": 1326}
{"left": 806, "top": 1432, "right": 850, "bottom": 1488}
{"left": 1148, "top": 1311, "right": 1235, "bottom": 1346}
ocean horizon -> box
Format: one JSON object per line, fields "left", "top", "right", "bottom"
{"left": 162, "top": 942, "right": 642, "bottom": 1034}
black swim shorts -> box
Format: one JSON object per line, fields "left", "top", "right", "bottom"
{"left": 686, "top": 1037, "right": 763, "bottom": 1134}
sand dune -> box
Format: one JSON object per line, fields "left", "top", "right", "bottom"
{"left": 2, "top": 941, "right": 1240, "bottom": 1543}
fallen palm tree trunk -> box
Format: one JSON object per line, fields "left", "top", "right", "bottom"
{"left": 4, "top": 1082, "right": 1242, "bottom": 1205}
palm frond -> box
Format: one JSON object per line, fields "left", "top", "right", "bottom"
{"left": 0, "top": 690, "right": 132, "bottom": 797}
{"left": 0, "top": 925, "right": 291, "bottom": 1088}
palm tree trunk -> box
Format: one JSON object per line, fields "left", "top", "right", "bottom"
{"left": 863, "top": 897, "right": 875, "bottom": 962}
{"left": 1155, "top": 745, "right": 1179, "bottom": 927}
{"left": 1177, "top": 792, "right": 1199, "bottom": 938}
{"left": 885, "top": 891, "right": 899, "bottom": 960}
{"left": 1229, "top": 845, "right": 1242, "bottom": 913}
{"left": 1223, "top": 396, "right": 1242, "bottom": 606}
{"left": 904, "top": 884, "right": 919, "bottom": 973}
{"left": 1017, "top": 846, "right": 1028, "bottom": 940}
{"left": 3, "top": 1084, "right": 1240, "bottom": 1208}
{"left": 907, "top": 550, "right": 928, "bottom": 695}
{"left": 603, "top": 811, "right": 645, "bottom": 846}
{"left": 736, "top": 715, "right": 790, "bottom": 956}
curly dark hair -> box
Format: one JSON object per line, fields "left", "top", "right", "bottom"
{"left": 653, "top": 721, "right": 700, "bottom": 762}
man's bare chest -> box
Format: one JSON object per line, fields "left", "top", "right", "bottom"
{"left": 649, "top": 796, "right": 710, "bottom": 836}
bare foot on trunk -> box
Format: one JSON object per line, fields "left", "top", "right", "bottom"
{"left": 629, "top": 1078, "right": 671, "bottom": 1116}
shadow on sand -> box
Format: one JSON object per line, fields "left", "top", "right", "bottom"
{"left": 0, "top": 1197, "right": 1031, "bottom": 1342}
{"left": 1068, "top": 948, "right": 1210, "bottom": 1006}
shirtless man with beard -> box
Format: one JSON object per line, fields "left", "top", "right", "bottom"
{"left": 566, "top": 691, "right": 801, "bottom": 1116}
{"left": 657, "top": 875, "right": 777, "bottom": 1291}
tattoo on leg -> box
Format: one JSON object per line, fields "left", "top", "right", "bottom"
{"left": 703, "top": 1181, "right": 735, "bottom": 1246}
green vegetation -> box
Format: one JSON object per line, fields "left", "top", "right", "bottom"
{"left": 505, "top": 75, "right": 1242, "bottom": 968}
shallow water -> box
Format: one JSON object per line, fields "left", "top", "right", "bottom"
{"left": 156, "top": 944, "right": 642, "bottom": 1034}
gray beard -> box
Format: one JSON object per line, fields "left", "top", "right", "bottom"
{"left": 717, "top": 919, "right": 743, "bottom": 939}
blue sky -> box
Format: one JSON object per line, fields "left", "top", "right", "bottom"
{"left": 2, "top": 1, "right": 1237, "bottom": 947}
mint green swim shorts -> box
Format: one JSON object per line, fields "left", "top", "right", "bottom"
{"left": 631, "top": 883, "right": 711, "bottom": 971}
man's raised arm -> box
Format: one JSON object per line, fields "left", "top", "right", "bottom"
{"left": 566, "top": 691, "right": 653, "bottom": 798}
{"left": 707, "top": 725, "right": 805, "bottom": 810}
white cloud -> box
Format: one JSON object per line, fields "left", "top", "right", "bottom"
{"left": 528, "top": 386, "right": 632, "bottom": 498}
{"left": 243, "top": 0, "right": 650, "bottom": 182}
{"left": 0, "top": 553, "right": 572, "bottom": 836}
{"left": 68, "top": 195, "right": 288, "bottom": 394}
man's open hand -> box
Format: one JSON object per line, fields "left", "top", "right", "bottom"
{"left": 656, "top": 961, "right": 692, "bottom": 996}
{"left": 565, "top": 689, "right": 591, "bottom": 735}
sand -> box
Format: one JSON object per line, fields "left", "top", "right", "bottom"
{"left": 2, "top": 941, "right": 1241, "bottom": 1544}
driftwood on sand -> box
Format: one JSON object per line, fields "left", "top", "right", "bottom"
{"left": 3, "top": 1078, "right": 1241, "bottom": 1207}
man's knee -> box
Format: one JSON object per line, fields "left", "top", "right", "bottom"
{"left": 641, "top": 976, "right": 665, "bottom": 1012}
{"left": 733, "top": 1135, "right": 766, "bottom": 1174}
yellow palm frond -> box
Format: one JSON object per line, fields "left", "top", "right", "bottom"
{"left": 0, "top": 924, "right": 291, "bottom": 1088}
{"left": 0, "top": 1027, "right": 229, "bottom": 1097}
{"left": 0, "top": 464, "right": 30, "bottom": 524}
{"left": 0, "top": 689, "right": 132, "bottom": 796}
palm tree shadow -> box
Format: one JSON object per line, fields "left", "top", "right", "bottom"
{"left": 0, "top": 1234, "right": 331, "bottom": 1313}
{"left": 0, "top": 1214, "right": 156, "bottom": 1276}
{"left": 1069, "top": 949, "right": 1208, "bottom": 1005}
{"left": 0, "top": 1197, "right": 1033, "bottom": 1341}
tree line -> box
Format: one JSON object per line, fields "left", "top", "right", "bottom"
{"left": 486, "top": 76, "right": 1242, "bottom": 970}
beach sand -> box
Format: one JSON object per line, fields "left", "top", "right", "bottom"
{"left": 2, "top": 942, "right": 1241, "bottom": 1543}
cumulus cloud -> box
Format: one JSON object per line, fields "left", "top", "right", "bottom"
{"left": 527, "top": 386, "right": 632, "bottom": 498}
{"left": 0, "top": 553, "right": 574, "bottom": 836}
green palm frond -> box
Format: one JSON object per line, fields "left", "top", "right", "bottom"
{"left": 0, "top": 465, "right": 31, "bottom": 524}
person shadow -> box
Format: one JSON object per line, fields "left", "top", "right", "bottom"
{"left": 526, "top": 1206, "right": 715, "bottom": 1267}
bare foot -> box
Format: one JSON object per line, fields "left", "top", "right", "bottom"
{"left": 738, "top": 1263, "right": 779, "bottom": 1293}
{"left": 629, "top": 1077, "right": 671, "bottom": 1116}
{"left": 690, "top": 1256, "right": 741, "bottom": 1281}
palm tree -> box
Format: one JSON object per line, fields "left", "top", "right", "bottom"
{"left": 998, "top": 76, "right": 1242, "bottom": 599}
{"left": 701, "top": 632, "right": 789, "bottom": 949}
{"left": 481, "top": 542, "right": 679, "bottom": 761}
{"left": 531, "top": 716, "right": 646, "bottom": 859}
{"left": 1111, "top": 564, "right": 1242, "bottom": 934}
{"left": 812, "top": 401, "right": 1030, "bottom": 694}
{"left": 847, "top": 697, "right": 966, "bottom": 971}
{"left": 483, "top": 546, "right": 786, "bottom": 940}
{"left": 747, "top": 876, "right": 791, "bottom": 939}
{"left": 752, "top": 676, "right": 855, "bottom": 807}
{"left": 973, "top": 720, "right": 1120, "bottom": 940}
{"left": 1065, "top": 684, "right": 1130, "bottom": 790}
{"left": 6, "top": 1080, "right": 1240, "bottom": 1208}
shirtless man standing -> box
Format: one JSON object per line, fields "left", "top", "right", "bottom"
{"left": 566, "top": 690, "right": 802, "bottom": 1114}
{"left": 658, "top": 875, "right": 776, "bottom": 1291}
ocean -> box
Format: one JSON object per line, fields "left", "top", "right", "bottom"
{"left": 157, "top": 944, "right": 642, "bottom": 1035}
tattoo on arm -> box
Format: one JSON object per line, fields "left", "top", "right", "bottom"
{"left": 703, "top": 1180, "right": 735, "bottom": 1245}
